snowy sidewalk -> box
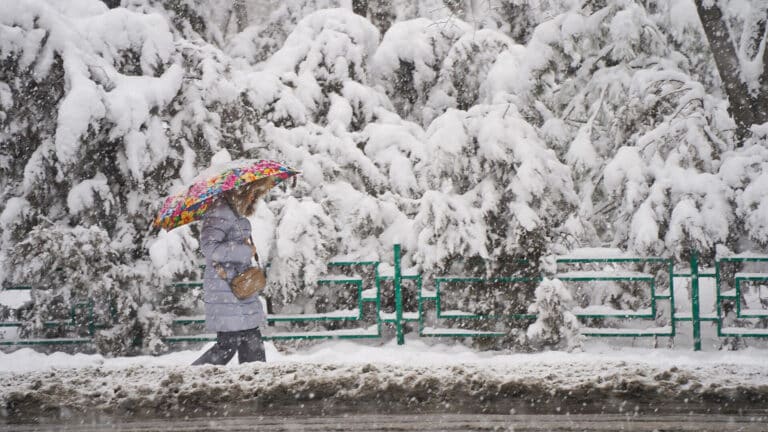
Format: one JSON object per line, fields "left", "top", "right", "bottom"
{"left": 2, "top": 339, "right": 768, "bottom": 422}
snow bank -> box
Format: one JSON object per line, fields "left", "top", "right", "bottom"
{"left": 3, "top": 340, "right": 768, "bottom": 419}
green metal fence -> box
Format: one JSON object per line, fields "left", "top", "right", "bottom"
{"left": 419, "top": 276, "right": 533, "bottom": 339}
{"left": 715, "top": 255, "right": 768, "bottom": 341}
{"left": 3, "top": 245, "right": 768, "bottom": 350}
{"left": 0, "top": 286, "right": 95, "bottom": 346}
{"left": 555, "top": 255, "right": 673, "bottom": 338}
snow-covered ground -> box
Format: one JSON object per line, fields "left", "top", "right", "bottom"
{"left": 3, "top": 338, "right": 768, "bottom": 423}
{"left": 3, "top": 337, "right": 768, "bottom": 373}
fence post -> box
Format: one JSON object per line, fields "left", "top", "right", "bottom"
{"left": 668, "top": 258, "right": 676, "bottom": 337}
{"left": 394, "top": 244, "right": 404, "bottom": 345}
{"left": 691, "top": 250, "right": 701, "bottom": 351}
{"left": 88, "top": 298, "right": 95, "bottom": 337}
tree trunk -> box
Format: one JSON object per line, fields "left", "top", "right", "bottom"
{"left": 352, "top": 0, "right": 368, "bottom": 17}
{"left": 755, "top": 18, "right": 768, "bottom": 127}
{"left": 369, "top": 0, "right": 394, "bottom": 35}
{"left": 694, "top": 0, "right": 762, "bottom": 144}
{"left": 233, "top": 0, "right": 248, "bottom": 33}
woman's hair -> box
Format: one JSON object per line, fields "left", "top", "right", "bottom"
{"left": 224, "top": 177, "right": 275, "bottom": 217}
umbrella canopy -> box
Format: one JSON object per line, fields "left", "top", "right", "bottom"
{"left": 153, "top": 159, "right": 300, "bottom": 230}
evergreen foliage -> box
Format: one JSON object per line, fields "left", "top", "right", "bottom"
{"left": 527, "top": 277, "right": 583, "bottom": 352}
{"left": 1, "top": 0, "right": 767, "bottom": 353}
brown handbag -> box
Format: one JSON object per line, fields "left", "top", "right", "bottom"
{"left": 214, "top": 263, "right": 266, "bottom": 300}
{"left": 230, "top": 266, "right": 266, "bottom": 300}
{"left": 213, "top": 240, "right": 266, "bottom": 300}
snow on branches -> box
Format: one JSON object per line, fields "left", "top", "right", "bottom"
{"left": 414, "top": 103, "right": 577, "bottom": 275}
{"left": 3, "top": 0, "right": 768, "bottom": 354}
{"left": 527, "top": 277, "right": 582, "bottom": 352}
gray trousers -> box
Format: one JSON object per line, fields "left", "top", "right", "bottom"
{"left": 192, "top": 327, "right": 266, "bottom": 365}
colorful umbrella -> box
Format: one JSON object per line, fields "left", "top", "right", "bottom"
{"left": 153, "top": 159, "right": 300, "bottom": 230}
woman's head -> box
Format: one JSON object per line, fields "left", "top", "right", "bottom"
{"left": 224, "top": 176, "right": 275, "bottom": 217}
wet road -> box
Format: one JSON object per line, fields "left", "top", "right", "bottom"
{"left": 3, "top": 414, "right": 766, "bottom": 431}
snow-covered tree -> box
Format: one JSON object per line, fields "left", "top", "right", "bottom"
{"left": 693, "top": 0, "right": 768, "bottom": 142}
{"left": 527, "top": 277, "right": 582, "bottom": 352}
{"left": 371, "top": 17, "right": 470, "bottom": 124}
{"left": 426, "top": 29, "right": 516, "bottom": 119}
{"left": 481, "top": 1, "right": 751, "bottom": 263}
{"left": 415, "top": 103, "right": 577, "bottom": 276}
{"left": 226, "top": 0, "right": 345, "bottom": 65}
{"left": 7, "top": 224, "right": 175, "bottom": 355}
{"left": 351, "top": 0, "right": 396, "bottom": 36}
{"left": 4, "top": 0, "right": 768, "bottom": 353}
{"left": 412, "top": 102, "right": 578, "bottom": 349}
{"left": 722, "top": 126, "right": 768, "bottom": 250}
{"left": 0, "top": 0, "right": 193, "bottom": 353}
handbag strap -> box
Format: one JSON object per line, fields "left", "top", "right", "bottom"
{"left": 212, "top": 239, "right": 261, "bottom": 282}
{"left": 210, "top": 200, "right": 260, "bottom": 280}
{"left": 245, "top": 237, "right": 260, "bottom": 265}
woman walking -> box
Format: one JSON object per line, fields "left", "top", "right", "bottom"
{"left": 192, "top": 178, "right": 274, "bottom": 365}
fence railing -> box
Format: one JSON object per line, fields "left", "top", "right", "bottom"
{"left": 2, "top": 245, "right": 768, "bottom": 350}
{"left": 715, "top": 255, "right": 768, "bottom": 343}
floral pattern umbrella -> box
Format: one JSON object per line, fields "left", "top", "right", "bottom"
{"left": 153, "top": 159, "right": 300, "bottom": 230}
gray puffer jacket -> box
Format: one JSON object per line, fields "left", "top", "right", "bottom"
{"left": 200, "top": 198, "right": 267, "bottom": 332}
